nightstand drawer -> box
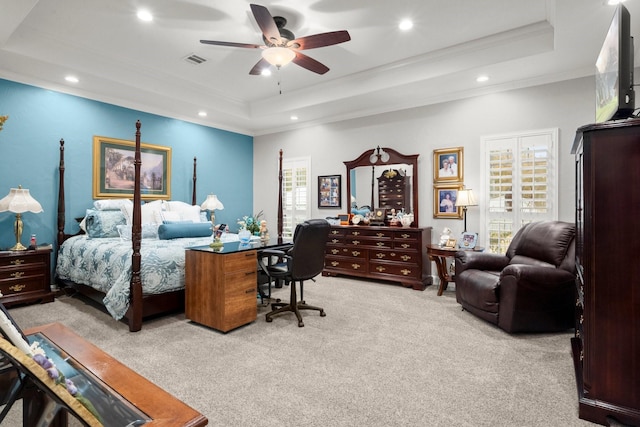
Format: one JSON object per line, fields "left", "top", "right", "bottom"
{"left": 0, "top": 252, "right": 48, "bottom": 268}
{"left": 0, "top": 276, "right": 47, "bottom": 297}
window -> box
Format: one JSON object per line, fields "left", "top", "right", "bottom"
{"left": 480, "top": 128, "right": 558, "bottom": 253}
{"left": 281, "top": 157, "right": 311, "bottom": 239}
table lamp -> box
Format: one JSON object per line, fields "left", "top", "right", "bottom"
{"left": 456, "top": 188, "right": 477, "bottom": 233}
{"left": 0, "top": 186, "right": 43, "bottom": 251}
{"left": 201, "top": 194, "right": 224, "bottom": 247}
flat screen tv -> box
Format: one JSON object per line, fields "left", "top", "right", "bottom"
{"left": 595, "top": 4, "right": 635, "bottom": 123}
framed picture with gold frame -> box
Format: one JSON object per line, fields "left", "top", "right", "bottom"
{"left": 433, "top": 147, "right": 463, "bottom": 182}
{"left": 93, "top": 136, "right": 171, "bottom": 200}
{"left": 433, "top": 183, "right": 464, "bottom": 219}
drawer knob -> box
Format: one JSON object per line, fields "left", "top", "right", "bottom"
{"left": 10, "top": 259, "right": 25, "bottom": 266}
{"left": 11, "top": 272, "right": 25, "bottom": 279}
{"left": 352, "top": 240, "right": 360, "bottom": 245}
{"left": 352, "top": 231, "right": 360, "bottom": 236}
{"left": 331, "top": 261, "right": 339, "bottom": 267}
{"left": 401, "top": 234, "right": 410, "bottom": 239}
{"left": 331, "top": 249, "right": 339, "bottom": 255}
{"left": 376, "top": 266, "right": 386, "bottom": 272}
{"left": 401, "top": 255, "right": 411, "bottom": 261}
{"left": 376, "top": 233, "right": 384, "bottom": 238}
{"left": 401, "top": 244, "right": 410, "bottom": 249}
{"left": 401, "top": 269, "right": 411, "bottom": 276}
{"left": 351, "top": 251, "right": 360, "bottom": 257}
{"left": 376, "top": 253, "right": 386, "bottom": 259}
{"left": 351, "top": 263, "right": 361, "bottom": 270}
{"left": 9, "top": 284, "right": 26, "bottom": 292}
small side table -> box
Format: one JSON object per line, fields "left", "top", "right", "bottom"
{"left": 0, "top": 248, "right": 54, "bottom": 307}
{"left": 425, "top": 244, "right": 458, "bottom": 296}
{"left": 426, "top": 244, "right": 484, "bottom": 296}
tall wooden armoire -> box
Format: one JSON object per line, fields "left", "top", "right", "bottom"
{"left": 571, "top": 120, "right": 640, "bottom": 426}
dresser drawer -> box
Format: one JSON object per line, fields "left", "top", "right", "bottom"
{"left": 326, "top": 246, "right": 366, "bottom": 259}
{"left": 324, "top": 257, "right": 367, "bottom": 272}
{"left": 369, "top": 249, "right": 418, "bottom": 264}
{"left": 369, "top": 261, "right": 420, "bottom": 279}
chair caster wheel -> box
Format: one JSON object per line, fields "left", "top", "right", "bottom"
{"left": 320, "top": 311, "right": 326, "bottom": 317}
{"left": 266, "top": 317, "right": 272, "bottom": 322}
{"left": 298, "top": 321, "right": 304, "bottom": 327}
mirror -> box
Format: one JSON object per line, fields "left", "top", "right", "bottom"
{"left": 345, "top": 147, "right": 420, "bottom": 226}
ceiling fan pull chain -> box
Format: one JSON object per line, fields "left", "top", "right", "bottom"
{"left": 277, "top": 66, "right": 283, "bottom": 95}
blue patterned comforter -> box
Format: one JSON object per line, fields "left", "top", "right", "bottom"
{"left": 56, "top": 235, "right": 217, "bottom": 320}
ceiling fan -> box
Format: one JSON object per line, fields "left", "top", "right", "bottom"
{"left": 200, "top": 4, "right": 351, "bottom": 75}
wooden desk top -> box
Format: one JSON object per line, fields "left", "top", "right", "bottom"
{"left": 24, "top": 322, "right": 208, "bottom": 427}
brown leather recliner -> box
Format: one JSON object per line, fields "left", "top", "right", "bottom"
{"left": 454, "top": 220, "right": 576, "bottom": 333}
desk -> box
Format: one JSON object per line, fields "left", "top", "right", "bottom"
{"left": 185, "top": 239, "right": 292, "bottom": 332}
{"left": 20, "top": 322, "right": 208, "bottom": 426}
{"left": 426, "top": 244, "right": 484, "bottom": 296}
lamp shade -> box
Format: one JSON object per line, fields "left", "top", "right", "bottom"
{"left": 0, "top": 187, "right": 43, "bottom": 214}
{"left": 261, "top": 47, "right": 296, "bottom": 67}
{"left": 200, "top": 194, "right": 224, "bottom": 211}
{"left": 456, "top": 189, "right": 478, "bottom": 207}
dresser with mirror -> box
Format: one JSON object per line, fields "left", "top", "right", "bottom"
{"left": 322, "top": 147, "right": 432, "bottom": 290}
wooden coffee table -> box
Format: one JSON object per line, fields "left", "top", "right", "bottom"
{"left": 21, "top": 322, "right": 208, "bottom": 426}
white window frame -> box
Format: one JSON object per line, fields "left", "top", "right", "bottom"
{"left": 480, "top": 128, "right": 558, "bottom": 253}
{"left": 281, "top": 156, "right": 311, "bottom": 239}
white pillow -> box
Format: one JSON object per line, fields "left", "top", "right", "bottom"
{"left": 165, "top": 201, "right": 192, "bottom": 212}
{"left": 120, "top": 200, "right": 163, "bottom": 226}
{"left": 179, "top": 205, "right": 203, "bottom": 223}
{"left": 160, "top": 211, "right": 182, "bottom": 223}
{"left": 93, "top": 199, "right": 132, "bottom": 211}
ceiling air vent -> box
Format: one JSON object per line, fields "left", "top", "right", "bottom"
{"left": 184, "top": 54, "right": 207, "bottom": 65}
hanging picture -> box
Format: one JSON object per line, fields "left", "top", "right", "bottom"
{"left": 93, "top": 136, "right": 171, "bottom": 200}
{"left": 433, "top": 183, "right": 464, "bottom": 219}
{"left": 318, "top": 175, "right": 341, "bottom": 208}
{"left": 433, "top": 147, "right": 464, "bottom": 182}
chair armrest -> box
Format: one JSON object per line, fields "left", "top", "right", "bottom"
{"left": 455, "top": 251, "right": 509, "bottom": 275}
{"left": 500, "top": 264, "right": 575, "bottom": 288}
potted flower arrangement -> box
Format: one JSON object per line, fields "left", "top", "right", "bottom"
{"left": 238, "top": 211, "right": 263, "bottom": 236}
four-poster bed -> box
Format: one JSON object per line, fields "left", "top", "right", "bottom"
{"left": 56, "top": 121, "right": 285, "bottom": 332}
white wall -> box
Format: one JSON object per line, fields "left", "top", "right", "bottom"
{"left": 254, "top": 75, "right": 594, "bottom": 245}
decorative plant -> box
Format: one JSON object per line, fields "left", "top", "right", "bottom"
{"left": 237, "top": 210, "right": 264, "bottom": 234}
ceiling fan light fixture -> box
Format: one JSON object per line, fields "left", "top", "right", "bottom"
{"left": 261, "top": 47, "right": 296, "bottom": 67}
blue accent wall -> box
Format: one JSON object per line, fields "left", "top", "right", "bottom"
{"left": 0, "top": 78, "right": 253, "bottom": 250}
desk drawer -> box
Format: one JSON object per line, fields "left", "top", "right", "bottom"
{"left": 223, "top": 251, "right": 256, "bottom": 272}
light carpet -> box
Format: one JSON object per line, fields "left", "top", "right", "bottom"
{"left": 3, "top": 275, "right": 594, "bottom": 426}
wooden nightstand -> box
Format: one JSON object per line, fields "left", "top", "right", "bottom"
{"left": 0, "top": 249, "right": 54, "bottom": 307}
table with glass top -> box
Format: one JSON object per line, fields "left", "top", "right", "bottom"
{"left": 20, "top": 322, "right": 208, "bottom": 426}
{"left": 185, "top": 237, "right": 292, "bottom": 332}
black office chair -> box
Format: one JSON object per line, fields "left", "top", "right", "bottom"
{"left": 261, "top": 219, "right": 330, "bottom": 327}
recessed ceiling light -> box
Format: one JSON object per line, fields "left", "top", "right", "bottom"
{"left": 476, "top": 75, "right": 489, "bottom": 83}
{"left": 607, "top": 0, "right": 626, "bottom": 5}
{"left": 65, "top": 75, "right": 79, "bottom": 83}
{"left": 261, "top": 69, "right": 272, "bottom": 76}
{"left": 137, "top": 10, "right": 153, "bottom": 22}
{"left": 198, "top": 111, "right": 207, "bottom": 117}
{"left": 399, "top": 19, "right": 413, "bottom": 31}
{"left": 290, "top": 115, "right": 298, "bottom": 121}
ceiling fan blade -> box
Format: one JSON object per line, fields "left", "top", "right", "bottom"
{"left": 249, "top": 58, "right": 271, "bottom": 75}
{"left": 200, "top": 40, "right": 263, "bottom": 49}
{"left": 288, "top": 30, "right": 351, "bottom": 50}
{"left": 250, "top": 4, "right": 282, "bottom": 46}
{"left": 292, "top": 52, "right": 330, "bottom": 75}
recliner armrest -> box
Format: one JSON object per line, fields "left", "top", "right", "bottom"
{"left": 455, "top": 251, "right": 509, "bottom": 275}
{"left": 500, "top": 264, "right": 575, "bottom": 287}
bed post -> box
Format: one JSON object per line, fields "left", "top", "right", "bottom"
{"left": 57, "top": 139, "right": 66, "bottom": 248}
{"left": 192, "top": 157, "right": 197, "bottom": 205}
{"left": 129, "top": 120, "right": 143, "bottom": 332}
{"left": 277, "top": 149, "right": 283, "bottom": 244}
